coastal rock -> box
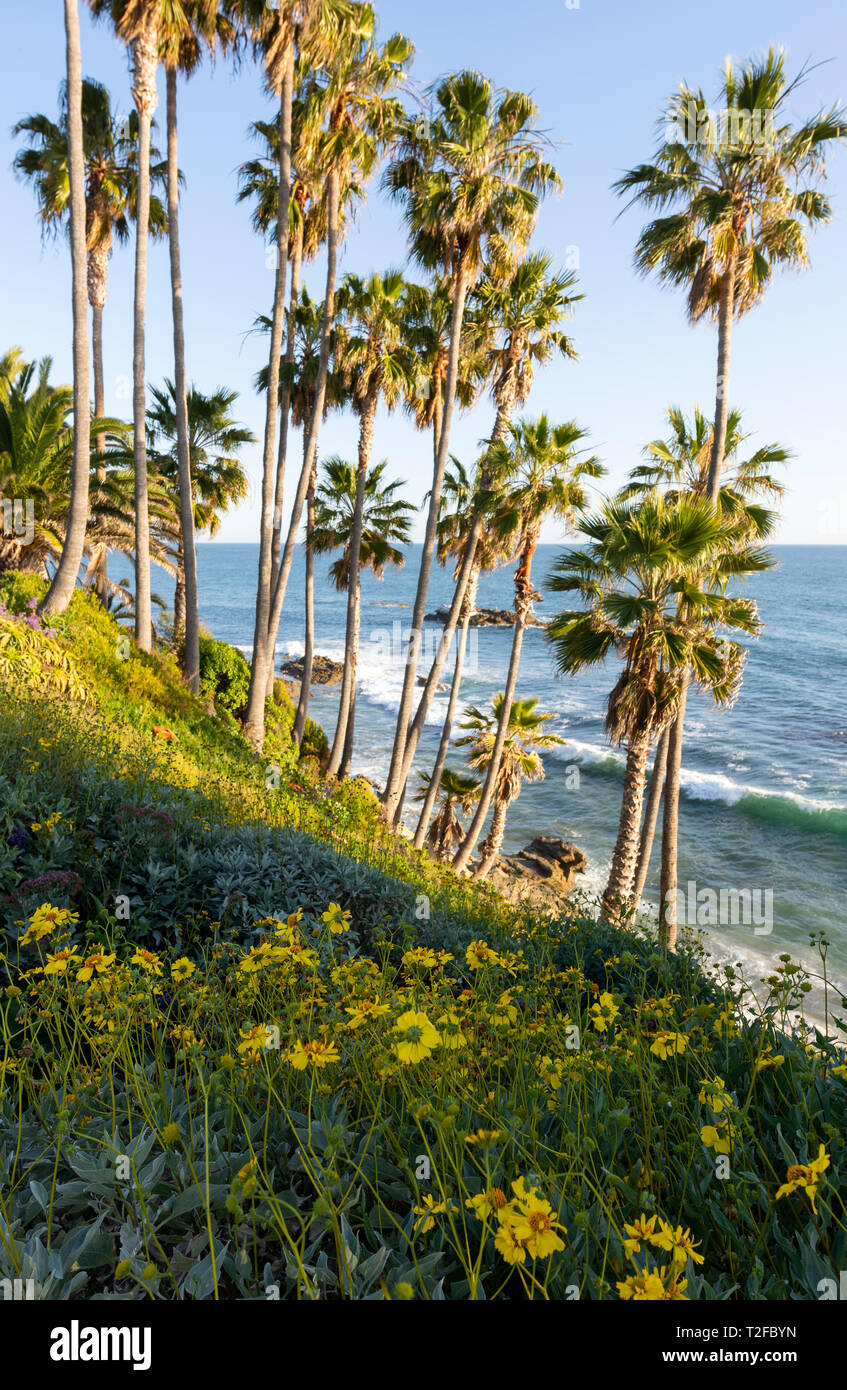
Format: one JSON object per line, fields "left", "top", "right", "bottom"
{"left": 424, "top": 605, "right": 546, "bottom": 629}
{"left": 281, "top": 654, "right": 344, "bottom": 686}
{"left": 484, "top": 836, "right": 587, "bottom": 912}
{"left": 417, "top": 675, "right": 449, "bottom": 691}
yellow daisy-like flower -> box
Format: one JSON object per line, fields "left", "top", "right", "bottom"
{"left": 345, "top": 998, "right": 391, "bottom": 1029}
{"left": 698, "top": 1077, "right": 730, "bottom": 1113}
{"left": 701, "top": 1122, "right": 734, "bottom": 1155}
{"left": 657, "top": 1266, "right": 689, "bottom": 1300}
{"left": 287, "top": 1038, "right": 340, "bottom": 1070}
{"left": 775, "top": 1145, "right": 830, "bottom": 1214}
{"left": 754, "top": 1046, "right": 785, "bottom": 1074}
{"left": 622, "top": 1212, "right": 659, "bottom": 1256}
{"left": 130, "top": 948, "right": 163, "bottom": 977}
{"left": 171, "top": 957, "right": 195, "bottom": 983}
{"left": 44, "top": 948, "right": 82, "bottom": 977}
{"left": 21, "top": 903, "right": 79, "bottom": 946}
{"left": 617, "top": 1271, "right": 667, "bottom": 1300}
{"left": 464, "top": 1129, "right": 501, "bottom": 1147}
{"left": 465, "top": 1187, "right": 509, "bottom": 1220}
{"left": 494, "top": 1222, "right": 529, "bottom": 1265}
{"left": 321, "top": 902, "right": 352, "bottom": 934}
{"left": 650, "top": 1030, "right": 688, "bottom": 1061}
{"left": 393, "top": 1009, "right": 440, "bottom": 1065}
{"left": 652, "top": 1221, "right": 705, "bottom": 1268}
{"left": 589, "top": 991, "right": 620, "bottom": 1033}
{"left": 75, "top": 950, "right": 116, "bottom": 982}
{"left": 237, "top": 1023, "right": 275, "bottom": 1064}
{"left": 412, "top": 1194, "right": 457, "bottom": 1233}
{"left": 518, "top": 1193, "right": 567, "bottom": 1260}
{"left": 464, "top": 940, "right": 510, "bottom": 971}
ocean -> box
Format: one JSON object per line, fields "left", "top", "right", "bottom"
{"left": 160, "top": 542, "right": 847, "bottom": 1012}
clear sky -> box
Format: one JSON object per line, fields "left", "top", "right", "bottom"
{"left": 2, "top": 0, "right": 846, "bottom": 543}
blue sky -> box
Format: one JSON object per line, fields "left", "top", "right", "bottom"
{"left": 2, "top": 0, "right": 846, "bottom": 543}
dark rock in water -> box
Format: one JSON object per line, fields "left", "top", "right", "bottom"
{"left": 281, "top": 654, "right": 344, "bottom": 686}
{"left": 416, "top": 675, "right": 449, "bottom": 691}
{"left": 424, "top": 605, "right": 545, "bottom": 629}
{"left": 486, "top": 836, "right": 587, "bottom": 911}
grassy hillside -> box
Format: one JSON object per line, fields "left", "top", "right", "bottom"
{"left": 0, "top": 574, "right": 844, "bottom": 1301}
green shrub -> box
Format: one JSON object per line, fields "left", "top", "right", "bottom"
{"left": 198, "top": 633, "right": 251, "bottom": 717}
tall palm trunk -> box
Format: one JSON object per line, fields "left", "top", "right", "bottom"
{"left": 258, "top": 165, "right": 340, "bottom": 745}
{"left": 327, "top": 390, "right": 377, "bottom": 777}
{"left": 602, "top": 729, "right": 653, "bottom": 919}
{"left": 292, "top": 453, "right": 315, "bottom": 745}
{"left": 630, "top": 724, "right": 669, "bottom": 909}
{"left": 166, "top": 65, "right": 199, "bottom": 693}
{"left": 413, "top": 567, "right": 478, "bottom": 848}
{"left": 476, "top": 793, "right": 511, "bottom": 880}
{"left": 243, "top": 52, "right": 294, "bottom": 747}
{"left": 43, "top": 0, "right": 91, "bottom": 618}
{"left": 128, "top": 17, "right": 159, "bottom": 652}
{"left": 660, "top": 255, "right": 736, "bottom": 948}
{"left": 265, "top": 222, "right": 304, "bottom": 699}
{"left": 173, "top": 532, "right": 186, "bottom": 634}
{"left": 87, "top": 237, "right": 109, "bottom": 455}
{"left": 383, "top": 256, "right": 472, "bottom": 815}
{"left": 393, "top": 389, "right": 518, "bottom": 816}
{"left": 454, "top": 546, "right": 535, "bottom": 876}
{"left": 338, "top": 573, "right": 362, "bottom": 778}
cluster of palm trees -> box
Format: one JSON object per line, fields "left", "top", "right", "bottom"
{"left": 12, "top": 3, "right": 846, "bottom": 935}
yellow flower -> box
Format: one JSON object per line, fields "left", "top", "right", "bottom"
{"left": 622, "top": 1212, "right": 659, "bottom": 1256}
{"left": 698, "top": 1077, "right": 730, "bottom": 1113}
{"left": 650, "top": 1030, "right": 688, "bottom": 1060}
{"left": 21, "top": 903, "right": 79, "bottom": 946}
{"left": 494, "top": 1222, "right": 529, "bottom": 1265}
{"left": 44, "top": 947, "right": 82, "bottom": 977}
{"left": 754, "top": 1046, "right": 785, "bottom": 1073}
{"left": 287, "top": 1039, "right": 340, "bottom": 1070}
{"left": 464, "top": 1129, "right": 501, "bottom": 1147}
{"left": 393, "top": 1010, "right": 440, "bottom": 1065}
{"left": 465, "top": 1187, "right": 509, "bottom": 1220}
{"left": 652, "top": 1221, "right": 704, "bottom": 1268}
{"left": 700, "top": 1123, "right": 733, "bottom": 1155}
{"left": 161, "top": 1123, "right": 181, "bottom": 1146}
{"left": 321, "top": 902, "right": 352, "bottom": 934}
{"left": 413, "top": 1193, "right": 457, "bottom": 1233}
{"left": 76, "top": 950, "right": 116, "bottom": 982}
{"left": 617, "top": 1271, "right": 667, "bottom": 1300}
{"left": 657, "top": 1266, "right": 689, "bottom": 1300}
{"left": 237, "top": 1023, "right": 275, "bottom": 1064}
{"left": 171, "top": 957, "right": 195, "bottom": 983}
{"left": 344, "top": 999, "right": 390, "bottom": 1029}
{"left": 130, "top": 948, "right": 163, "bottom": 977}
{"left": 589, "top": 990, "right": 620, "bottom": 1033}
{"left": 465, "top": 940, "right": 510, "bottom": 971}
{"left": 775, "top": 1145, "right": 830, "bottom": 1213}
{"left": 518, "top": 1193, "right": 567, "bottom": 1260}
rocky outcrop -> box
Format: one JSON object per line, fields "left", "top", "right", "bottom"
{"left": 281, "top": 654, "right": 344, "bottom": 686}
{"left": 424, "top": 605, "right": 546, "bottom": 629}
{"left": 484, "top": 836, "right": 587, "bottom": 912}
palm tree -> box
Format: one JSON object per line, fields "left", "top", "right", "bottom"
{"left": 398, "top": 251, "right": 582, "bottom": 808}
{"left": 456, "top": 695, "right": 563, "bottom": 879}
{"left": 158, "top": 3, "right": 235, "bottom": 692}
{"left": 146, "top": 382, "right": 253, "bottom": 633}
{"left": 325, "top": 269, "right": 417, "bottom": 775}
{"left": 546, "top": 491, "right": 772, "bottom": 928}
{"left": 412, "top": 452, "right": 510, "bottom": 850}
{"left": 614, "top": 49, "right": 845, "bottom": 938}
{"left": 623, "top": 406, "right": 787, "bottom": 908}
{"left": 311, "top": 456, "right": 413, "bottom": 776}
{"left": 453, "top": 415, "right": 602, "bottom": 876}
{"left": 413, "top": 766, "right": 480, "bottom": 859}
{"left": 13, "top": 80, "right": 167, "bottom": 438}
{"left": 382, "top": 71, "right": 561, "bottom": 818}
{"left": 0, "top": 354, "right": 173, "bottom": 593}
{"left": 244, "top": 3, "right": 413, "bottom": 749}
{"left": 40, "top": 0, "right": 90, "bottom": 617}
